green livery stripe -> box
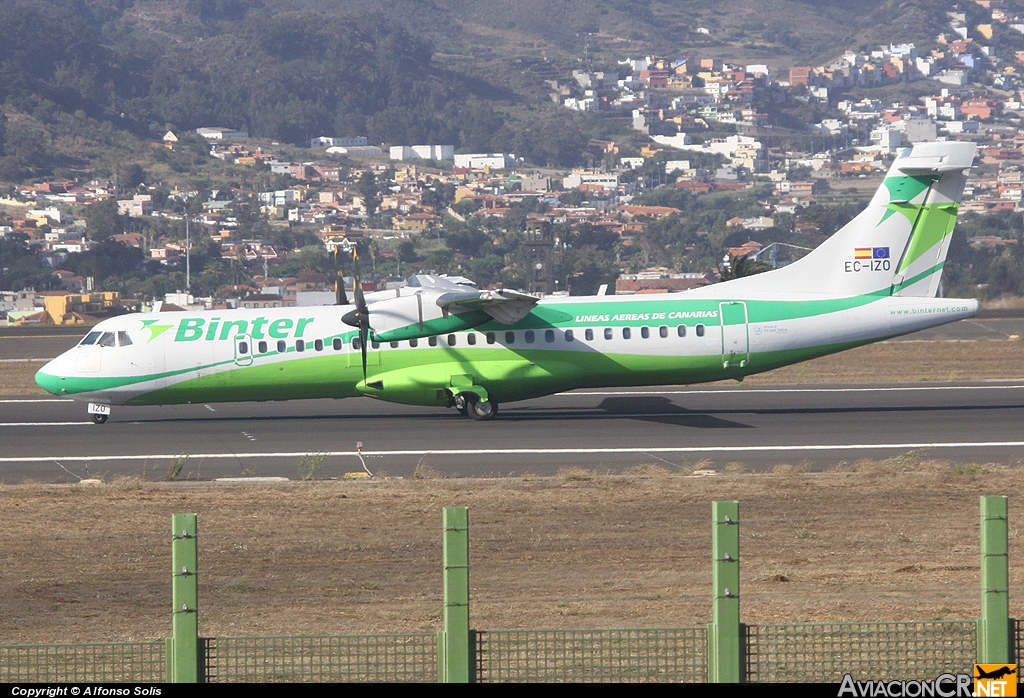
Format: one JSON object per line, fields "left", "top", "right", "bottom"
{"left": 38, "top": 293, "right": 906, "bottom": 399}
{"left": 897, "top": 203, "right": 959, "bottom": 273}
{"left": 883, "top": 174, "right": 935, "bottom": 203}
{"left": 118, "top": 336, "right": 886, "bottom": 407}
{"left": 35, "top": 358, "right": 239, "bottom": 395}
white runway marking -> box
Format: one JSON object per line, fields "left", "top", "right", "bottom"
{"left": 0, "top": 422, "right": 91, "bottom": 427}
{"left": 0, "top": 399, "right": 74, "bottom": 403}
{"left": 3, "top": 441, "right": 1024, "bottom": 463}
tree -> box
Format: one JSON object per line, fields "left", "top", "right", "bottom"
{"left": 83, "top": 199, "right": 123, "bottom": 241}
{"left": 358, "top": 170, "right": 381, "bottom": 219}
{"left": 718, "top": 254, "right": 771, "bottom": 281}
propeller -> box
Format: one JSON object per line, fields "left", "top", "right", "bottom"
{"left": 341, "top": 249, "right": 370, "bottom": 380}
{"left": 335, "top": 245, "right": 349, "bottom": 306}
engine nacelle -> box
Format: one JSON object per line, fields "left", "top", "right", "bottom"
{"left": 367, "top": 292, "right": 490, "bottom": 341}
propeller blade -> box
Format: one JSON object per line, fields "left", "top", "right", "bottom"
{"left": 352, "top": 249, "right": 369, "bottom": 381}
{"left": 335, "top": 246, "right": 349, "bottom": 306}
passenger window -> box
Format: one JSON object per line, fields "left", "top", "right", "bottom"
{"left": 447, "top": 334, "right": 456, "bottom": 346}
{"left": 565, "top": 329, "right": 574, "bottom": 341}
{"left": 603, "top": 328, "right": 612, "bottom": 340}
{"left": 622, "top": 327, "right": 631, "bottom": 340}
{"left": 429, "top": 336, "right": 438, "bottom": 347}
{"left": 117, "top": 331, "right": 133, "bottom": 347}
{"left": 467, "top": 333, "right": 476, "bottom": 346}
{"left": 316, "top": 339, "right": 325, "bottom": 351}
{"left": 258, "top": 341, "right": 268, "bottom": 353}
{"left": 545, "top": 329, "right": 555, "bottom": 343}
{"left": 371, "top": 340, "right": 380, "bottom": 349}
{"left": 352, "top": 337, "right": 361, "bottom": 350}
{"left": 333, "top": 338, "right": 342, "bottom": 350}
{"left": 296, "top": 339, "right": 305, "bottom": 352}
{"left": 525, "top": 330, "right": 535, "bottom": 344}
{"left": 238, "top": 341, "right": 249, "bottom": 354}
{"left": 505, "top": 331, "right": 515, "bottom": 344}
{"left": 278, "top": 340, "right": 287, "bottom": 352}
{"left": 390, "top": 341, "right": 399, "bottom": 349}
{"left": 409, "top": 338, "right": 418, "bottom": 347}
{"left": 486, "top": 332, "right": 495, "bottom": 344}
{"left": 677, "top": 325, "right": 687, "bottom": 337}
{"left": 585, "top": 329, "right": 594, "bottom": 341}
{"left": 660, "top": 326, "right": 668, "bottom": 338}
{"left": 640, "top": 326, "right": 649, "bottom": 339}
{"left": 696, "top": 324, "right": 705, "bottom": 337}
{"left": 80, "top": 331, "right": 101, "bottom": 345}
{"left": 97, "top": 332, "right": 115, "bottom": 347}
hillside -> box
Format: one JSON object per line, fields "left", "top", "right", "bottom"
{"left": 0, "top": 0, "right": 974, "bottom": 182}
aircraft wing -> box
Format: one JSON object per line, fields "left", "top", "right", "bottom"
{"left": 435, "top": 289, "right": 539, "bottom": 325}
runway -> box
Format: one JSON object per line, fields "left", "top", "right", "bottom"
{"left": 2, "top": 382, "right": 1023, "bottom": 482}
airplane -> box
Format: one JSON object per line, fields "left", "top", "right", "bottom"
{"left": 36, "top": 140, "right": 979, "bottom": 423}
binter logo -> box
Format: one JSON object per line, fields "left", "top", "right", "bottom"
{"left": 173, "top": 316, "right": 316, "bottom": 342}
{"left": 140, "top": 319, "right": 174, "bottom": 344}
{"left": 974, "top": 664, "right": 1017, "bottom": 697}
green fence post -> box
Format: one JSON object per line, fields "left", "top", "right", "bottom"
{"left": 978, "top": 496, "right": 1011, "bottom": 664}
{"left": 170, "top": 513, "right": 200, "bottom": 683}
{"left": 708, "top": 500, "right": 742, "bottom": 683}
{"left": 441, "top": 506, "right": 471, "bottom": 683}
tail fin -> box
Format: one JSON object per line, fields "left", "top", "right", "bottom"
{"left": 717, "top": 141, "right": 975, "bottom": 298}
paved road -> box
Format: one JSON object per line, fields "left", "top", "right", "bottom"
{"left": 2, "top": 382, "right": 1023, "bottom": 483}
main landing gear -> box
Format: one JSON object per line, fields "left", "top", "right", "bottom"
{"left": 449, "top": 391, "right": 498, "bottom": 421}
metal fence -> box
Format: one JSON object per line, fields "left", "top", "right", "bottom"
{"left": 475, "top": 627, "right": 707, "bottom": 683}
{"left": 0, "top": 642, "right": 166, "bottom": 682}
{"left": 745, "top": 621, "right": 978, "bottom": 683}
{"left": 203, "top": 634, "right": 438, "bottom": 683}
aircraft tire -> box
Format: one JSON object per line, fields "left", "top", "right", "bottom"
{"left": 453, "top": 393, "right": 469, "bottom": 416}
{"left": 470, "top": 399, "right": 497, "bottom": 421}
{"left": 91, "top": 414, "right": 108, "bottom": 424}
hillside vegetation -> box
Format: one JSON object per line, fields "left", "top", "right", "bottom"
{"left": 0, "top": 0, "right": 961, "bottom": 181}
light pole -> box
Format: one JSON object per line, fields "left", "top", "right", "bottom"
{"left": 185, "top": 211, "right": 191, "bottom": 294}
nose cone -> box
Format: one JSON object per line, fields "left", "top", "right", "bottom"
{"left": 35, "top": 358, "right": 68, "bottom": 395}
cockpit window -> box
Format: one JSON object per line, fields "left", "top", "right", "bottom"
{"left": 97, "top": 332, "right": 115, "bottom": 347}
{"left": 80, "top": 331, "right": 101, "bottom": 346}
{"left": 117, "top": 331, "right": 133, "bottom": 347}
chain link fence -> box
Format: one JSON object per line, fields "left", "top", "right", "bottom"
{"left": 745, "top": 621, "right": 978, "bottom": 682}
{"left": 203, "top": 634, "right": 437, "bottom": 682}
{"left": 0, "top": 642, "right": 166, "bottom": 682}
{"left": 474, "top": 627, "right": 707, "bottom": 682}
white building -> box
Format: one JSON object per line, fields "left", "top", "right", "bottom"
{"left": 196, "top": 127, "right": 248, "bottom": 140}
{"left": 562, "top": 172, "right": 620, "bottom": 190}
{"left": 389, "top": 145, "right": 455, "bottom": 161}
{"left": 311, "top": 136, "right": 368, "bottom": 148}
{"left": 453, "top": 153, "right": 516, "bottom": 169}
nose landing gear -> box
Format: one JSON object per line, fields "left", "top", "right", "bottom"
{"left": 87, "top": 402, "right": 110, "bottom": 425}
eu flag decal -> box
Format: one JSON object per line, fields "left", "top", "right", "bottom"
{"left": 872, "top": 247, "right": 890, "bottom": 259}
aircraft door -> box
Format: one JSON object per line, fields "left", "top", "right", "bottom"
{"left": 234, "top": 334, "right": 254, "bottom": 367}
{"left": 719, "top": 302, "right": 749, "bottom": 368}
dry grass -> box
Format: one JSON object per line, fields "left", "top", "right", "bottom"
{"left": 739, "top": 340, "right": 1024, "bottom": 385}
{"left": 0, "top": 360, "right": 47, "bottom": 394}
{"left": 1, "top": 464, "right": 1021, "bottom": 643}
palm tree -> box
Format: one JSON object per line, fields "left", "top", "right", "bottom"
{"left": 718, "top": 254, "right": 771, "bottom": 281}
